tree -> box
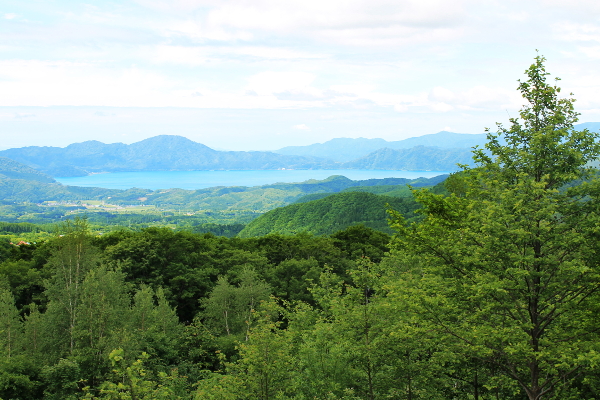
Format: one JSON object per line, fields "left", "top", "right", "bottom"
{"left": 389, "top": 55, "right": 600, "bottom": 399}
{"left": 124, "top": 285, "right": 184, "bottom": 385}
{"left": 43, "top": 218, "right": 100, "bottom": 358}
{"left": 230, "top": 302, "right": 297, "bottom": 400}
{"left": 82, "top": 348, "right": 184, "bottom": 400}
{"left": 236, "top": 267, "right": 272, "bottom": 341}
{"left": 202, "top": 267, "right": 271, "bottom": 340}
{"left": 202, "top": 276, "right": 237, "bottom": 337}
{"left": 0, "top": 283, "right": 22, "bottom": 358}
{"left": 74, "top": 266, "right": 131, "bottom": 387}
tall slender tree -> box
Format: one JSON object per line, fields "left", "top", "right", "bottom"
{"left": 389, "top": 55, "right": 600, "bottom": 399}
{"left": 0, "top": 283, "right": 22, "bottom": 358}
{"left": 43, "top": 218, "right": 100, "bottom": 358}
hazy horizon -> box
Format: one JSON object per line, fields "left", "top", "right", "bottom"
{"left": 2, "top": 1, "right": 600, "bottom": 151}
{"left": 1, "top": 120, "right": 489, "bottom": 152}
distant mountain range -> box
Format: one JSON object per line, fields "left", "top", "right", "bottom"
{"left": 0, "top": 135, "right": 334, "bottom": 177}
{"left": 2, "top": 124, "right": 597, "bottom": 177}
{"left": 341, "top": 146, "right": 475, "bottom": 170}
{"left": 274, "top": 131, "right": 488, "bottom": 162}
{"left": 0, "top": 132, "right": 480, "bottom": 177}
{"left": 273, "top": 123, "right": 600, "bottom": 163}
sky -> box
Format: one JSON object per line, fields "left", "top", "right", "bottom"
{"left": 1, "top": 0, "right": 600, "bottom": 151}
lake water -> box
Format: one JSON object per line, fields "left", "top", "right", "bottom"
{"left": 56, "top": 170, "right": 449, "bottom": 190}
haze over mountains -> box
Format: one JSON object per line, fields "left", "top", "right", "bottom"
{"left": 274, "top": 131, "right": 487, "bottom": 162}
{"left": 2, "top": 124, "right": 597, "bottom": 178}
{"left": 0, "top": 135, "right": 333, "bottom": 177}
{"left": 0, "top": 131, "right": 484, "bottom": 177}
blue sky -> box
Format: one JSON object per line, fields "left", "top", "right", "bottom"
{"left": 2, "top": 0, "right": 600, "bottom": 150}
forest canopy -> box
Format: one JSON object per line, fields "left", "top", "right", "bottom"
{"left": 0, "top": 56, "right": 599, "bottom": 400}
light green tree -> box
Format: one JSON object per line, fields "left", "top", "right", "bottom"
{"left": 43, "top": 218, "right": 100, "bottom": 358}
{"left": 236, "top": 267, "right": 272, "bottom": 341}
{"left": 0, "top": 282, "right": 22, "bottom": 358}
{"left": 76, "top": 267, "right": 130, "bottom": 352}
{"left": 22, "top": 302, "right": 42, "bottom": 359}
{"left": 126, "top": 285, "right": 183, "bottom": 376}
{"left": 202, "top": 267, "right": 271, "bottom": 339}
{"left": 82, "top": 348, "right": 185, "bottom": 400}
{"left": 231, "top": 301, "right": 298, "bottom": 400}
{"left": 389, "top": 55, "right": 600, "bottom": 400}
{"left": 74, "top": 266, "right": 131, "bottom": 387}
{"left": 202, "top": 276, "right": 237, "bottom": 336}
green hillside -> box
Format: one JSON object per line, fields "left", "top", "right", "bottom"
{"left": 0, "top": 157, "right": 56, "bottom": 183}
{"left": 238, "top": 191, "right": 420, "bottom": 237}
{"left": 0, "top": 157, "right": 445, "bottom": 229}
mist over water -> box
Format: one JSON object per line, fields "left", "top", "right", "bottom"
{"left": 55, "top": 170, "right": 448, "bottom": 190}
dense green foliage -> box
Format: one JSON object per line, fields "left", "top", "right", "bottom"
{"left": 388, "top": 55, "right": 600, "bottom": 400}
{"left": 238, "top": 191, "right": 420, "bottom": 237}
{"left": 1, "top": 57, "right": 599, "bottom": 400}
{"left": 0, "top": 219, "right": 395, "bottom": 399}
{"left": 0, "top": 222, "right": 42, "bottom": 235}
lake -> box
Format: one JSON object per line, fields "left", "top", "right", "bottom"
{"left": 55, "top": 170, "right": 449, "bottom": 190}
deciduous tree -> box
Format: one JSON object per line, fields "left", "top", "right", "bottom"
{"left": 389, "top": 55, "right": 600, "bottom": 399}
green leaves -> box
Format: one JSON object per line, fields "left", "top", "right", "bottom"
{"left": 388, "top": 55, "right": 600, "bottom": 399}
{"left": 485, "top": 55, "right": 600, "bottom": 189}
{"left": 202, "top": 267, "right": 271, "bottom": 339}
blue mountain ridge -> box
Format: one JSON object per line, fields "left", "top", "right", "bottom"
{"left": 1, "top": 124, "right": 596, "bottom": 177}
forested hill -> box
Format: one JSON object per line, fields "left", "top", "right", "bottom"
{"left": 0, "top": 135, "right": 335, "bottom": 177}
{"left": 0, "top": 157, "right": 56, "bottom": 183}
{"left": 237, "top": 191, "right": 421, "bottom": 237}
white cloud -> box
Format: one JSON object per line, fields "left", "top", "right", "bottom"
{"left": 430, "top": 102, "right": 454, "bottom": 112}
{"left": 429, "top": 87, "right": 455, "bottom": 103}
{"left": 142, "top": 0, "right": 474, "bottom": 46}
{"left": 293, "top": 124, "right": 310, "bottom": 130}
{"left": 3, "top": 0, "right": 600, "bottom": 127}
{"left": 246, "top": 71, "right": 316, "bottom": 96}
{"left": 425, "top": 86, "right": 521, "bottom": 112}
{"left": 554, "top": 22, "right": 600, "bottom": 42}
{"left": 577, "top": 46, "right": 600, "bottom": 58}
{"left": 0, "top": 60, "right": 175, "bottom": 107}
{"left": 152, "top": 45, "right": 211, "bottom": 65}
{"left": 4, "top": 13, "right": 17, "bottom": 20}
{"left": 151, "top": 45, "right": 327, "bottom": 66}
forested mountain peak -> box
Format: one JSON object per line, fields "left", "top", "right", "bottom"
{"left": 129, "top": 135, "right": 216, "bottom": 153}
{"left": 64, "top": 140, "right": 128, "bottom": 155}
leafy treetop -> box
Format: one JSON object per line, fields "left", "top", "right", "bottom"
{"left": 474, "top": 55, "right": 600, "bottom": 188}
